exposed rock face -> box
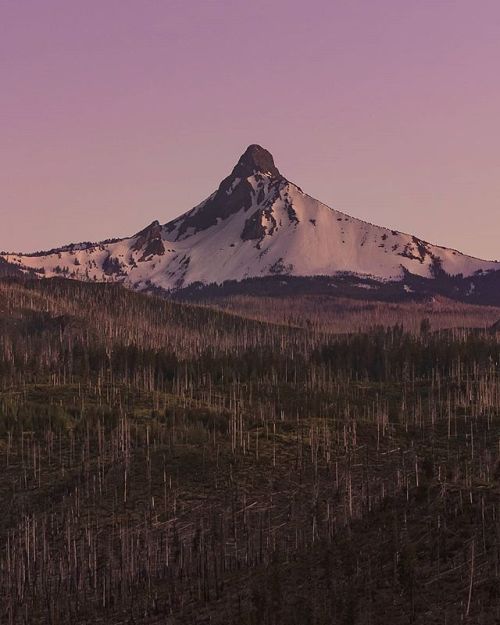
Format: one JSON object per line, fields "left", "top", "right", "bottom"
{"left": 132, "top": 221, "right": 165, "bottom": 261}
{"left": 166, "top": 145, "right": 283, "bottom": 240}
{"left": 241, "top": 209, "right": 267, "bottom": 242}
{"left": 231, "top": 144, "right": 281, "bottom": 179}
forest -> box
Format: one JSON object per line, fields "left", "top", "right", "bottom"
{"left": 0, "top": 276, "right": 499, "bottom": 624}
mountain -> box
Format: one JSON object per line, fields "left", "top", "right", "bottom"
{"left": 2, "top": 145, "right": 498, "bottom": 297}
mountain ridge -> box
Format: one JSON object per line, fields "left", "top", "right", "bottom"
{"left": 2, "top": 145, "right": 498, "bottom": 298}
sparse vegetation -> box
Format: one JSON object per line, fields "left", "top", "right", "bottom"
{"left": 0, "top": 277, "right": 499, "bottom": 624}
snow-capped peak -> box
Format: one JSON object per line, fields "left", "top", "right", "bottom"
{"left": 1, "top": 145, "right": 498, "bottom": 293}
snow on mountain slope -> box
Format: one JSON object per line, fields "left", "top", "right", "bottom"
{"left": 2, "top": 145, "right": 498, "bottom": 291}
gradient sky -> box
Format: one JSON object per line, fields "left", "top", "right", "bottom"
{"left": 1, "top": 0, "right": 499, "bottom": 260}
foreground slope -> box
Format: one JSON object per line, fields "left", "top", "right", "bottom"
{"left": 2, "top": 145, "right": 498, "bottom": 293}
{"left": 1, "top": 277, "right": 500, "bottom": 624}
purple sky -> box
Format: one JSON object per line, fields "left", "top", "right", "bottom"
{"left": 1, "top": 0, "right": 499, "bottom": 260}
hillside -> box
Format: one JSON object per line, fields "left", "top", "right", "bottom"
{"left": 0, "top": 278, "right": 500, "bottom": 624}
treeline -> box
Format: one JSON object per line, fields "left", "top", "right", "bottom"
{"left": 314, "top": 325, "right": 500, "bottom": 381}
{"left": 1, "top": 279, "right": 498, "bottom": 390}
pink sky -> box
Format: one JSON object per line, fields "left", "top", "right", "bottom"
{"left": 1, "top": 0, "right": 499, "bottom": 260}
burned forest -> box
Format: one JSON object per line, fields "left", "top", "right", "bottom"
{"left": 0, "top": 277, "right": 499, "bottom": 624}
